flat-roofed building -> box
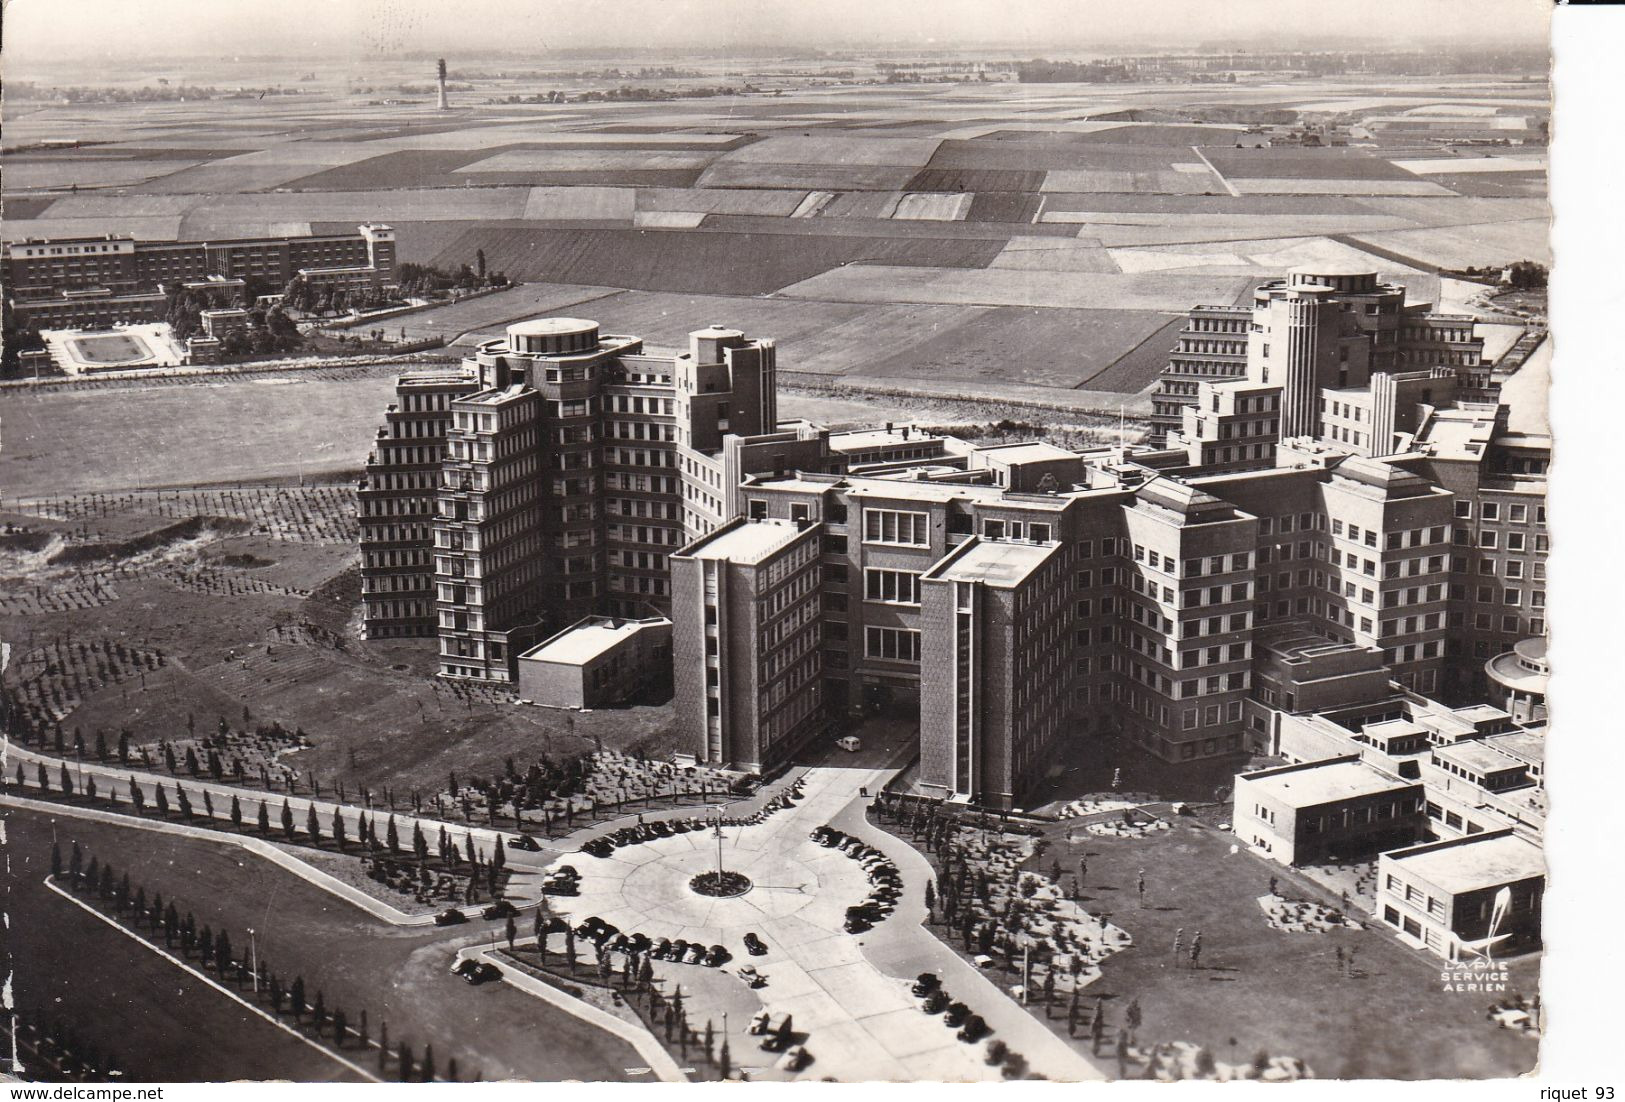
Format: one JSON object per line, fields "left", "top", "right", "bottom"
{"left": 1233, "top": 755, "right": 1427, "bottom": 865}
{"left": 918, "top": 537, "right": 1071, "bottom": 808}
{"left": 516, "top": 615, "right": 671, "bottom": 709}
{"left": 1432, "top": 740, "right": 1534, "bottom": 795}
{"left": 1377, "top": 830, "right": 1544, "bottom": 960}
{"left": 671, "top": 518, "right": 824, "bottom": 774}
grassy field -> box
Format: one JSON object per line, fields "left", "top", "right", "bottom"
{"left": 7, "top": 812, "right": 369, "bottom": 1083}
{"left": 1017, "top": 816, "right": 1539, "bottom": 1079}
{"left": 1, "top": 374, "right": 402, "bottom": 497}
{"left": 6, "top": 810, "right": 645, "bottom": 1082}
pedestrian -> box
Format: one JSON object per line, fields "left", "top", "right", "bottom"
{"left": 1347, "top": 945, "right": 1361, "bottom": 977}
{"left": 1334, "top": 945, "right": 1346, "bottom": 975}
{"left": 1137, "top": 868, "right": 1147, "bottom": 907}
{"left": 1079, "top": 857, "right": 1088, "bottom": 884}
{"left": 1190, "top": 931, "right": 1203, "bottom": 969}
{"left": 1172, "top": 927, "right": 1184, "bottom": 959}
{"left": 1269, "top": 875, "right": 1278, "bottom": 897}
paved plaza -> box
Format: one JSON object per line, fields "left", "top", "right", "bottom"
{"left": 547, "top": 731, "right": 1102, "bottom": 1082}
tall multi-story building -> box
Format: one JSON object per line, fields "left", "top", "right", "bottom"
{"left": 359, "top": 315, "right": 788, "bottom": 682}
{"left": 358, "top": 369, "right": 481, "bottom": 637}
{"left": 1148, "top": 267, "right": 1484, "bottom": 443}
{"left": 1149, "top": 305, "right": 1251, "bottom": 440}
{"left": 671, "top": 393, "right": 1539, "bottom": 799}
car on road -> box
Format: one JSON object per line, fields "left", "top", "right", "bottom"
{"left": 434, "top": 908, "right": 468, "bottom": 926}
{"left": 482, "top": 901, "right": 518, "bottom": 920}
{"left": 743, "top": 931, "right": 767, "bottom": 956}
{"left": 509, "top": 834, "right": 543, "bottom": 852}
{"left": 452, "top": 959, "right": 501, "bottom": 985}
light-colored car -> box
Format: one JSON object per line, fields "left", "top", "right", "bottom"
{"left": 776, "top": 1045, "right": 810, "bottom": 1072}
{"left": 837, "top": 736, "right": 861, "bottom": 753}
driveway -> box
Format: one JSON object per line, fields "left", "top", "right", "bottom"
{"left": 546, "top": 723, "right": 1101, "bottom": 1082}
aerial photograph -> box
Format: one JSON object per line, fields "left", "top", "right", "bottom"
{"left": 1, "top": 0, "right": 1560, "bottom": 1085}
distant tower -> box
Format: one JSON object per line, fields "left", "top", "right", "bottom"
{"left": 436, "top": 58, "right": 449, "bottom": 110}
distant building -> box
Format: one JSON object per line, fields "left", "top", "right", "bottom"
{"left": 1149, "top": 268, "right": 1484, "bottom": 443}
{"left": 3, "top": 224, "right": 396, "bottom": 330}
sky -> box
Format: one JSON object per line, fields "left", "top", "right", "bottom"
{"left": 2, "top": 0, "right": 1551, "bottom": 59}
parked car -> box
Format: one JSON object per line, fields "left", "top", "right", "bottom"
{"left": 685, "top": 943, "right": 706, "bottom": 964}
{"left": 911, "top": 972, "right": 940, "bottom": 998}
{"left": 509, "top": 834, "right": 542, "bottom": 852}
{"left": 704, "top": 944, "right": 730, "bottom": 967}
{"left": 844, "top": 914, "right": 872, "bottom": 934}
{"left": 452, "top": 959, "right": 500, "bottom": 985}
{"left": 434, "top": 908, "right": 468, "bottom": 927}
{"left": 837, "top": 736, "right": 862, "bottom": 752}
{"left": 944, "top": 1002, "right": 972, "bottom": 1028}
{"left": 482, "top": 901, "right": 518, "bottom": 920}
{"left": 957, "top": 1015, "right": 990, "bottom": 1043}
{"left": 542, "top": 874, "right": 581, "bottom": 896}
{"left": 653, "top": 938, "right": 673, "bottom": 960}
{"left": 776, "top": 1045, "right": 811, "bottom": 1072}
{"left": 743, "top": 932, "right": 768, "bottom": 956}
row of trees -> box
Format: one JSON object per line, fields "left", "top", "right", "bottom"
{"left": 16, "top": 762, "right": 510, "bottom": 899}
{"left": 519, "top": 921, "right": 737, "bottom": 1080}
{"left": 49, "top": 841, "right": 468, "bottom": 1082}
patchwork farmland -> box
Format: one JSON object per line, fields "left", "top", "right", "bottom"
{"left": 5, "top": 69, "right": 1547, "bottom": 407}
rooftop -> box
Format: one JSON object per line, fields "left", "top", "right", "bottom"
{"left": 1242, "top": 757, "right": 1415, "bottom": 809}
{"left": 827, "top": 427, "right": 940, "bottom": 453}
{"left": 520, "top": 616, "right": 669, "bottom": 667}
{"left": 928, "top": 538, "right": 1058, "bottom": 588}
{"left": 1364, "top": 718, "right": 1429, "bottom": 744}
{"left": 975, "top": 441, "right": 1077, "bottom": 465}
{"left": 508, "top": 317, "right": 599, "bottom": 337}
{"left": 1385, "top": 832, "right": 1545, "bottom": 895}
{"left": 1434, "top": 741, "right": 1530, "bottom": 776}
{"left": 680, "top": 518, "right": 812, "bottom": 565}
{"left": 1483, "top": 731, "right": 1545, "bottom": 768}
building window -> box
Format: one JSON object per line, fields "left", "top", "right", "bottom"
{"left": 864, "top": 508, "right": 930, "bottom": 547}
{"left": 864, "top": 568, "right": 922, "bottom": 606}
{"left": 865, "top": 626, "right": 922, "bottom": 662}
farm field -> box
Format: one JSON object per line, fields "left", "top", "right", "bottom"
{"left": 4, "top": 72, "right": 1547, "bottom": 402}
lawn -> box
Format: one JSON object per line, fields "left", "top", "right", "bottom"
{"left": 1015, "top": 816, "right": 1539, "bottom": 1079}
{"left": 65, "top": 333, "right": 149, "bottom": 364}
{"left": 0, "top": 374, "right": 401, "bottom": 497}
{"left": 6, "top": 809, "right": 646, "bottom": 1082}
{"left": 5, "top": 810, "right": 370, "bottom": 1083}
